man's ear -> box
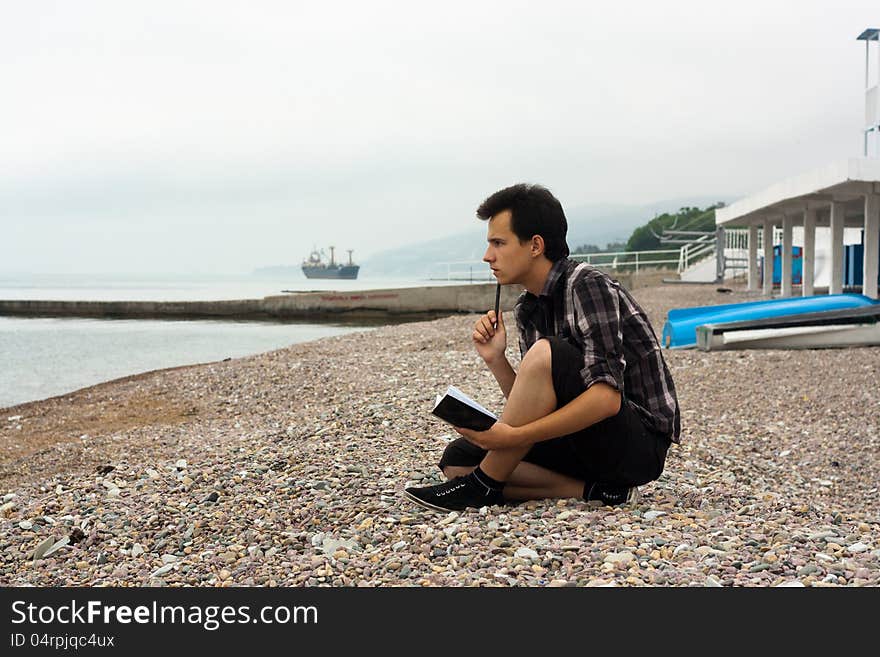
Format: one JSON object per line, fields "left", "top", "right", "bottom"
{"left": 530, "top": 235, "right": 545, "bottom": 257}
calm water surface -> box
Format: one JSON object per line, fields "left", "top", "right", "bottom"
{"left": 0, "top": 273, "right": 483, "bottom": 409}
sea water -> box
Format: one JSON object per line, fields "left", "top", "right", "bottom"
{"left": 0, "top": 272, "right": 483, "bottom": 409}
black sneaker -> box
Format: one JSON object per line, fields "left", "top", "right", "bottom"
{"left": 585, "top": 482, "right": 640, "bottom": 507}
{"left": 404, "top": 473, "right": 503, "bottom": 512}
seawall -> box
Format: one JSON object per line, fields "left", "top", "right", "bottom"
{"left": 0, "top": 283, "right": 523, "bottom": 321}
{"left": 0, "top": 271, "right": 671, "bottom": 321}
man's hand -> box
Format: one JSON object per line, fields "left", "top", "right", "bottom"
{"left": 453, "top": 421, "right": 526, "bottom": 451}
{"left": 472, "top": 309, "right": 506, "bottom": 364}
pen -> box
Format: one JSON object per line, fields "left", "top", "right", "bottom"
{"left": 493, "top": 283, "right": 501, "bottom": 330}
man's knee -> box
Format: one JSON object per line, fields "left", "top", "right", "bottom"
{"left": 437, "top": 438, "right": 486, "bottom": 474}
{"left": 520, "top": 338, "right": 552, "bottom": 375}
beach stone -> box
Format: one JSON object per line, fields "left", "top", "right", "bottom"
{"left": 604, "top": 552, "right": 635, "bottom": 565}
{"left": 31, "top": 536, "right": 56, "bottom": 561}
{"left": 847, "top": 542, "right": 869, "bottom": 554}
{"left": 151, "top": 563, "right": 175, "bottom": 578}
{"left": 514, "top": 547, "right": 539, "bottom": 560}
{"left": 672, "top": 544, "right": 691, "bottom": 557}
{"left": 42, "top": 536, "right": 70, "bottom": 558}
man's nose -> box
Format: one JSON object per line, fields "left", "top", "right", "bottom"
{"left": 483, "top": 248, "right": 493, "bottom": 263}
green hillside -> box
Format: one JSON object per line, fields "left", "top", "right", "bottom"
{"left": 625, "top": 203, "right": 723, "bottom": 252}
{"left": 571, "top": 203, "right": 724, "bottom": 269}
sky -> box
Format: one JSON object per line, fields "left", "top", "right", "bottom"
{"left": 1, "top": 0, "right": 878, "bottom": 275}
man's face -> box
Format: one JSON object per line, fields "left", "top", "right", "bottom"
{"left": 482, "top": 210, "right": 534, "bottom": 285}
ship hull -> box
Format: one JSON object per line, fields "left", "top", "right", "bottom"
{"left": 301, "top": 265, "right": 360, "bottom": 280}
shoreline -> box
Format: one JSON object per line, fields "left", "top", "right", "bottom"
{"left": 0, "top": 313, "right": 423, "bottom": 412}
{"left": 1, "top": 283, "right": 878, "bottom": 587}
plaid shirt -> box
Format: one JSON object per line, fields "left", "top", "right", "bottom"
{"left": 514, "top": 258, "right": 681, "bottom": 443}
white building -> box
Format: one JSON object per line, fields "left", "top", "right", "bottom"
{"left": 715, "top": 29, "right": 880, "bottom": 301}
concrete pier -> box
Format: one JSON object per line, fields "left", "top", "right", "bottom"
{"left": 0, "top": 270, "right": 668, "bottom": 321}
{"left": 0, "top": 283, "right": 523, "bottom": 321}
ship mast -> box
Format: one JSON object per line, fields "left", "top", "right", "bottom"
{"left": 347, "top": 249, "right": 354, "bottom": 266}
{"left": 329, "top": 246, "right": 336, "bottom": 266}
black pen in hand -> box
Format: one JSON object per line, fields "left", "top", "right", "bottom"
{"left": 493, "top": 283, "right": 501, "bottom": 330}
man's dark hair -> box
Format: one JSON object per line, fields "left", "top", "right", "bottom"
{"left": 475, "top": 183, "right": 570, "bottom": 260}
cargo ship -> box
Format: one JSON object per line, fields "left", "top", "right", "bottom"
{"left": 301, "top": 246, "right": 360, "bottom": 280}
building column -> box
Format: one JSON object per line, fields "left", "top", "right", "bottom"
{"left": 802, "top": 208, "right": 816, "bottom": 297}
{"left": 829, "top": 201, "right": 845, "bottom": 295}
{"left": 865, "top": 194, "right": 880, "bottom": 299}
{"left": 762, "top": 219, "right": 774, "bottom": 297}
{"left": 748, "top": 224, "right": 759, "bottom": 291}
{"left": 781, "top": 214, "right": 793, "bottom": 297}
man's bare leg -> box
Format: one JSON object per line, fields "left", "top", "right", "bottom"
{"left": 444, "top": 339, "right": 584, "bottom": 501}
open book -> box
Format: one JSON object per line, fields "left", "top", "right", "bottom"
{"left": 431, "top": 385, "right": 497, "bottom": 431}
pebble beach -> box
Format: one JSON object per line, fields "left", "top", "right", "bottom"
{"left": 1, "top": 283, "right": 878, "bottom": 587}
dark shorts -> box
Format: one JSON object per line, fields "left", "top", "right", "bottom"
{"left": 438, "top": 336, "right": 671, "bottom": 487}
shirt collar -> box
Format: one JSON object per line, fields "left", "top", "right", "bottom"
{"left": 538, "top": 258, "right": 568, "bottom": 298}
{"left": 516, "top": 258, "right": 568, "bottom": 325}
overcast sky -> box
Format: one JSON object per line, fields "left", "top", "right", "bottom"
{"left": 2, "top": 1, "right": 878, "bottom": 275}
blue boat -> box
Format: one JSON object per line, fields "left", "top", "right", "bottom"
{"left": 661, "top": 294, "right": 880, "bottom": 348}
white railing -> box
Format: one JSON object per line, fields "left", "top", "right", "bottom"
{"left": 435, "top": 228, "right": 784, "bottom": 282}
{"left": 570, "top": 249, "right": 681, "bottom": 273}
{"left": 734, "top": 227, "right": 783, "bottom": 250}
{"left": 678, "top": 235, "right": 715, "bottom": 273}
{"left": 434, "top": 250, "right": 683, "bottom": 280}
{"left": 673, "top": 228, "right": 787, "bottom": 279}
{"left": 722, "top": 227, "right": 785, "bottom": 278}
{"left": 428, "top": 261, "right": 495, "bottom": 282}
{"left": 425, "top": 260, "right": 495, "bottom": 283}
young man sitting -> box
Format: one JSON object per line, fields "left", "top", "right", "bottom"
{"left": 405, "top": 183, "right": 680, "bottom": 512}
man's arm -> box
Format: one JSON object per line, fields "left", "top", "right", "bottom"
{"left": 485, "top": 354, "right": 516, "bottom": 399}
{"left": 472, "top": 309, "right": 516, "bottom": 398}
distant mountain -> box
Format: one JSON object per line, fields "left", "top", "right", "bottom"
{"left": 360, "top": 226, "right": 490, "bottom": 279}
{"left": 361, "top": 195, "right": 731, "bottom": 277}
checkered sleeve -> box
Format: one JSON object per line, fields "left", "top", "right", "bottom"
{"left": 570, "top": 273, "right": 626, "bottom": 393}
{"left": 514, "top": 298, "right": 532, "bottom": 360}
